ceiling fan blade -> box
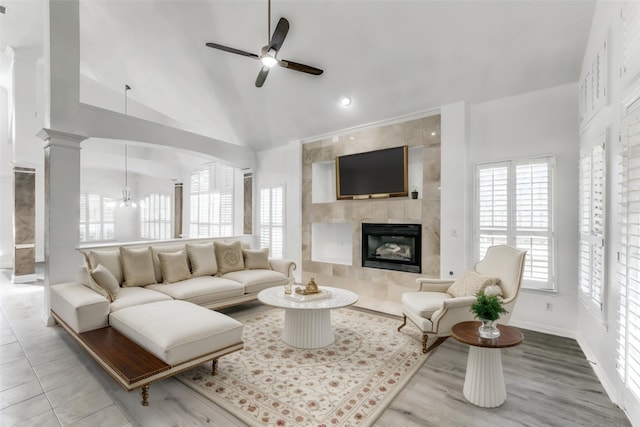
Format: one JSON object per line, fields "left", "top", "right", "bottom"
{"left": 279, "top": 59, "right": 323, "bottom": 75}
{"left": 269, "top": 18, "right": 289, "bottom": 52}
{"left": 205, "top": 42, "right": 259, "bottom": 59}
{"left": 255, "top": 67, "right": 270, "bottom": 87}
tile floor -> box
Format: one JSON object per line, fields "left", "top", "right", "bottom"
{"left": 0, "top": 268, "right": 131, "bottom": 427}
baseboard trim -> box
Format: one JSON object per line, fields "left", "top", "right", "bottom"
{"left": 508, "top": 319, "right": 576, "bottom": 339}
{"left": 575, "top": 332, "right": 622, "bottom": 409}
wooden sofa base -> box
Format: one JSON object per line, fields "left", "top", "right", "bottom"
{"left": 51, "top": 310, "right": 244, "bottom": 406}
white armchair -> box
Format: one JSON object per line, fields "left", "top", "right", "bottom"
{"left": 397, "top": 245, "right": 527, "bottom": 353}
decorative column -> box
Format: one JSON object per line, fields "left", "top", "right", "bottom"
{"left": 38, "top": 129, "right": 86, "bottom": 325}
{"left": 243, "top": 171, "right": 253, "bottom": 234}
{"left": 12, "top": 167, "right": 36, "bottom": 283}
{"left": 174, "top": 182, "right": 183, "bottom": 238}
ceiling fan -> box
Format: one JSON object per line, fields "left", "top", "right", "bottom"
{"left": 205, "top": 0, "right": 323, "bottom": 87}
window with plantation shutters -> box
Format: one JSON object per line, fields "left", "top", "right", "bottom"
{"left": 140, "top": 193, "right": 172, "bottom": 240}
{"left": 79, "top": 193, "right": 115, "bottom": 242}
{"left": 475, "top": 157, "right": 555, "bottom": 291}
{"left": 259, "top": 185, "right": 285, "bottom": 259}
{"left": 617, "top": 96, "right": 640, "bottom": 400}
{"left": 579, "top": 139, "right": 606, "bottom": 316}
{"left": 189, "top": 163, "right": 235, "bottom": 238}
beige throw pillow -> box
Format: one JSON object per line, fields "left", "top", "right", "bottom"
{"left": 88, "top": 249, "right": 124, "bottom": 285}
{"left": 150, "top": 245, "right": 187, "bottom": 283}
{"left": 214, "top": 241, "right": 245, "bottom": 274}
{"left": 242, "top": 248, "right": 270, "bottom": 270}
{"left": 186, "top": 242, "right": 217, "bottom": 277}
{"left": 89, "top": 263, "right": 120, "bottom": 302}
{"left": 447, "top": 271, "right": 500, "bottom": 298}
{"left": 119, "top": 247, "right": 156, "bottom": 287}
{"left": 158, "top": 250, "right": 192, "bottom": 284}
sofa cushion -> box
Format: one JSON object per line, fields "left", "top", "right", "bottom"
{"left": 109, "top": 300, "right": 244, "bottom": 365}
{"left": 186, "top": 242, "right": 217, "bottom": 277}
{"left": 51, "top": 282, "right": 110, "bottom": 333}
{"left": 242, "top": 248, "right": 270, "bottom": 270}
{"left": 222, "top": 269, "right": 288, "bottom": 294}
{"left": 89, "top": 263, "right": 120, "bottom": 302}
{"left": 88, "top": 249, "right": 124, "bottom": 285}
{"left": 401, "top": 291, "right": 452, "bottom": 318}
{"left": 447, "top": 271, "right": 499, "bottom": 298}
{"left": 146, "top": 276, "right": 244, "bottom": 305}
{"left": 150, "top": 244, "right": 187, "bottom": 283}
{"left": 120, "top": 247, "right": 156, "bottom": 287}
{"left": 158, "top": 250, "right": 192, "bottom": 284}
{"left": 109, "top": 287, "right": 172, "bottom": 313}
{"left": 214, "top": 241, "right": 245, "bottom": 274}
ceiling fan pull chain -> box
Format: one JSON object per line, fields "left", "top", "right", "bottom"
{"left": 267, "top": 0, "right": 271, "bottom": 44}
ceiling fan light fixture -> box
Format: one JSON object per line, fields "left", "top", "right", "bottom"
{"left": 261, "top": 54, "right": 278, "bottom": 68}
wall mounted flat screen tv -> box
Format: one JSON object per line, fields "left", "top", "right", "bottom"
{"left": 336, "top": 145, "right": 408, "bottom": 200}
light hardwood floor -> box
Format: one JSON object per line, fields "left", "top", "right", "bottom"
{"left": 0, "top": 270, "right": 631, "bottom": 426}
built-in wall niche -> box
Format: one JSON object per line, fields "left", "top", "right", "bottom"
{"left": 310, "top": 146, "right": 424, "bottom": 203}
{"left": 311, "top": 222, "right": 353, "bottom": 265}
{"left": 312, "top": 161, "right": 336, "bottom": 203}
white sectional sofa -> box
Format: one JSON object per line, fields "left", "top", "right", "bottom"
{"left": 52, "top": 238, "right": 296, "bottom": 334}
{"left": 49, "top": 237, "right": 296, "bottom": 406}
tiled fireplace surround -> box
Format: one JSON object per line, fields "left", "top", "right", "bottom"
{"left": 301, "top": 115, "right": 441, "bottom": 315}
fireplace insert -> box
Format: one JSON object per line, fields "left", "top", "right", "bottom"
{"left": 362, "top": 223, "right": 421, "bottom": 273}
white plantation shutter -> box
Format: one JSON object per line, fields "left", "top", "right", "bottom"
{"left": 259, "top": 185, "right": 285, "bottom": 258}
{"left": 140, "top": 193, "right": 172, "bottom": 240}
{"left": 622, "top": 2, "right": 640, "bottom": 86}
{"left": 475, "top": 157, "right": 555, "bottom": 290}
{"left": 189, "top": 163, "right": 235, "bottom": 238}
{"left": 618, "top": 97, "right": 640, "bottom": 399}
{"left": 579, "top": 140, "right": 606, "bottom": 315}
{"left": 79, "top": 194, "right": 115, "bottom": 242}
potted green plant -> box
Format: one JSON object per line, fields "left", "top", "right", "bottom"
{"left": 471, "top": 289, "right": 508, "bottom": 338}
{"left": 411, "top": 186, "right": 418, "bottom": 199}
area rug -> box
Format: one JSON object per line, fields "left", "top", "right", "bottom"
{"left": 177, "top": 308, "right": 429, "bottom": 427}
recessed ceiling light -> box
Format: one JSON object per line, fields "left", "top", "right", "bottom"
{"left": 339, "top": 96, "right": 352, "bottom": 107}
{"left": 431, "top": 131, "right": 437, "bottom": 136}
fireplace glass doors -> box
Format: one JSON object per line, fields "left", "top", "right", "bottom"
{"left": 362, "top": 223, "right": 421, "bottom": 273}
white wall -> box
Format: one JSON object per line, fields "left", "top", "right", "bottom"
{"left": 576, "top": 2, "right": 639, "bottom": 423}
{"left": 468, "top": 83, "right": 580, "bottom": 337}
{"left": 255, "top": 141, "right": 302, "bottom": 281}
{"left": 440, "top": 101, "right": 468, "bottom": 278}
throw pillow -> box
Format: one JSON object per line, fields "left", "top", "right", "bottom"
{"left": 119, "top": 247, "right": 156, "bottom": 287}
{"left": 242, "top": 248, "right": 270, "bottom": 270}
{"left": 89, "top": 263, "right": 120, "bottom": 302}
{"left": 158, "top": 250, "right": 192, "bottom": 284}
{"left": 214, "top": 241, "right": 245, "bottom": 274}
{"left": 88, "top": 249, "right": 124, "bottom": 285}
{"left": 186, "top": 242, "right": 217, "bottom": 277}
{"left": 447, "top": 271, "right": 500, "bottom": 298}
{"left": 150, "top": 245, "right": 187, "bottom": 283}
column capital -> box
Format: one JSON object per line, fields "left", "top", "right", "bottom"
{"left": 38, "top": 129, "right": 87, "bottom": 149}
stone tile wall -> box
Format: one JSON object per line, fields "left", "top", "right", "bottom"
{"left": 301, "top": 115, "right": 441, "bottom": 312}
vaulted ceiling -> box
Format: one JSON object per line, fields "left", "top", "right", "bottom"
{"left": 2, "top": 0, "right": 596, "bottom": 152}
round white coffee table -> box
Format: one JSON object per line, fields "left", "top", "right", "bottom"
{"left": 257, "top": 286, "right": 359, "bottom": 349}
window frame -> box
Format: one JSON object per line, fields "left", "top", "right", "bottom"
{"left": 140, "top": 192, "right": 173, "bottom": 240}
{"left": 79, "top": 193, "right": 115, "bottom": 242}
{"left": 579, "top": 138, "right": 607, "bottom": 320}
{"left": 474, "top": 156, "right": 556, "bottom": 291}
{"left": 189, "top": 163, "right": 235, "bottom": 238}
{"left": 258, "top": 184, "right": 286, "bottom": 259}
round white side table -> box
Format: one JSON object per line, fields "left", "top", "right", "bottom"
{"left": 451, "top": 321, "right": 523, "bottom": 408}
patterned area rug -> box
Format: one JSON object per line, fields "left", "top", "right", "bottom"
{"left": 177, "top": 308, "right": 429, "bottom": 427}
